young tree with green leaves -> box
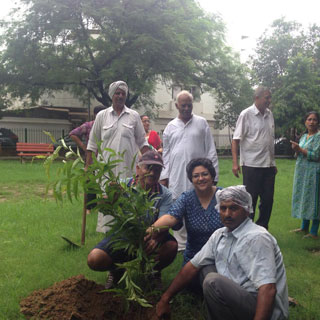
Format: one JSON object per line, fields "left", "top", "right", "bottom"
{"left": 44, "top": 140, "right": 176, "bottom": 309}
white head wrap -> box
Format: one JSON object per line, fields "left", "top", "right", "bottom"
{"left": 108, "top": 81, "right": 128, "bottom": 99}
{"left": 215, "top": 185, "right": 253, "bottom": 214}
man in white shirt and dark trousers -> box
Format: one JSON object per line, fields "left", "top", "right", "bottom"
{"left": 231, "top": 86, "right": 276, "bottom": 229}
{"left": 160, "top": 90, "right": 219, "bottom": 250}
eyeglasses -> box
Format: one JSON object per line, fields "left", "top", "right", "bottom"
{"left": 142, "top": 119, "right": 150, "bottom": 123}
{"left": 192, "top": 171, "right": 210, "bottom": 179}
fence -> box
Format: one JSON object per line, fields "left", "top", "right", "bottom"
{"left": 6, "top": 128, "right": 231, "bottom": 147}
{"left": 8, "top": 128, "right": 66, "bottom": 144}
{"left": 214, "top": 134, "right": 231, "bottom": 149}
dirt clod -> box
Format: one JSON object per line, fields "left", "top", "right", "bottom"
{"left": 20, "top": 275, "right": 157, "bottom": 320}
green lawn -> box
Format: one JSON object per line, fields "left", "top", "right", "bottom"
{"left": 0, "top": 159, "right": 319, "bottom": 319}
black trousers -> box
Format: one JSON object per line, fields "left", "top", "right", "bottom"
{"left": 242, "top": 166, "right": 276, "bottom": 229}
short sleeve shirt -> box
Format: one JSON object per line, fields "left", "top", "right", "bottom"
{"left": 125, "top": 178, "right": 173, "bottom": 224}
{"left": 233, "top": 105, "right": 275, "bottom": 167}
{"left": 69, "top": 121, "right": 94, "bottom": 145}
{"left": 191, "top": 218, "right": 288, "bottom": 320}
{"left": 167, "top": 188, "right": 223, "bottom": 264}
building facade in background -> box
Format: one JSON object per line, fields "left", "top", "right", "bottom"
{"left": 0, "top": 84, "right": 230, "bottom": 148}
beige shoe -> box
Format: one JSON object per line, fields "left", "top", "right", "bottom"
{"left": 288, "top": 296, "right": 298, "bottom": 307}
{"left": 290, "top": 228, "right": 308, "bottom": 234}
{"left": 303, "top": 233, "right": 319, "bottom": 240}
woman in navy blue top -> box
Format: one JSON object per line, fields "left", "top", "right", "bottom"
{"left": 149, "top": 158, "right": 223, "bottom": 266}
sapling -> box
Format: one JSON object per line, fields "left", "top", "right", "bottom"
{"left": 44, "top": 133, "right": 162, "bottom": 309}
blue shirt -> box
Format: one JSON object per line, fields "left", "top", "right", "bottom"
{"left": 167, "top": 188, "right": 223, "bottom": 264}
{"left": 126, "top": 178, "right": 172, "bottom": 223}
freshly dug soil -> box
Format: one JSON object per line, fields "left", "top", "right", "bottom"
{"left": 20, "top": 275, "right": 159, "bottom": 320}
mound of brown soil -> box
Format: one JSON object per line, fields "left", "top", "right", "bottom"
{"left": 20, "top": 275, "right": 159, "bottom": 320}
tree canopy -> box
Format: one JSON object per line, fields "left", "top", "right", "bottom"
{"left": 251, "top": 18, "right": 320, "bottom": 136}
{"left": 0, "top": 0, "right": 242, "bottom": 112}
{"left": 211, "top": 57, "right": 253, "bottom": 131}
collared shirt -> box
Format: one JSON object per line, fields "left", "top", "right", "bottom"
{"left": 160, "top": 114, "right": 219, "bottom": 200}
{"left": 191, "top": 218, "right": 289, "bottom": 320}
{"left": 126, "top": 177, "right": 172, "bottom": 221}
{"left": 233, "top": 105, "right": 275, "bottom": 167}
{"left": 69, "top": 120, "right": 94, "bottom": 145}
{"left": 87, "top": 105, "right": 148, "bottom": 178}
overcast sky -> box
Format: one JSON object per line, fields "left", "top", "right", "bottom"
{"left": 1, "top": 0, "right": 320, "bottom": 61}
{"left": 198, "top": 0, "right": 320, "bottom": 60}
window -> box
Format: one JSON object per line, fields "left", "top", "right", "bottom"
{"left": 171, "top": 85, "right": 201, "bottom": 102}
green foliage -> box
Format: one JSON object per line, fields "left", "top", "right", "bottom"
{"left": 251, "top": 18, "right": 320, "bottom": 137}
{"left": 44, "top": 138, "right": 160, "bottom": 308}
{"left": 211, "top": 57, "right": 253, "bottom": 131}
{"left": 0, "top": 0, "right": 234, "bottom": 112}
{"left": 272, "top": 54, "right": 320, "bottom": 136}
{"left": 251, "top": 18, "right": 305, "bottom": 91}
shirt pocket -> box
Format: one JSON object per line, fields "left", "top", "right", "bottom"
{"left": 121, "top": 123, "right": 134, "bottom": 139}
{"left": 102, "top": 123, "right": 115, "bottom": 141}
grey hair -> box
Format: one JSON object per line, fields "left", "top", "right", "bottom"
{"left": 176, "top": 90, "right": 193, "bottom": 102}
{"left": 215, "top": 185, "right": 253, "bottom": 214}
{"left": 254, "top": 86, "right": 270, "bottom": 99}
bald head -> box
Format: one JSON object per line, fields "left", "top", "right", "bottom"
{"left": 175, "top": 90, "right": 193, "bottom": 123}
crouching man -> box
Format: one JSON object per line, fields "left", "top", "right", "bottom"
{"left": 87, "top": 150, "right": 178, "bottom": 288}
{"left": 156, "top": 185, "right": 288, "bottom": 320}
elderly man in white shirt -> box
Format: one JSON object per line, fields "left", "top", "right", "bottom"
{"left": 231, "top": 86, "right": 276, "bottom": 229}
{"left": 156, "top": 185, "right": 289, "bottom": 320}
{"left": 86, "top": 80, "right": 149, "bottom": 232}
{"left": 160, "top": 90, "right": 219, "bottom": 250}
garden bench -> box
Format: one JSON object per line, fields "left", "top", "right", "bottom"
{"left": 16, "top": 142, "right": 54, "bottom": 162}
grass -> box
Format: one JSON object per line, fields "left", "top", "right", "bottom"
{"left": 0, "top": 159, "right": 320, "bottom": 319}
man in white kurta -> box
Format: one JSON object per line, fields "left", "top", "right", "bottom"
{"left": 86, "top": 81, "right": 149, "bottom": 232}
{"left": 160, "top": 90, "right": 219, "bottom": 250}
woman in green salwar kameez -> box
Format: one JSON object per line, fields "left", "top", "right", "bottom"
{"left": 291, "top": 111, "right": 320, "bottom": 239}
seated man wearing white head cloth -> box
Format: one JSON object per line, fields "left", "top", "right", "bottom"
{"left": 86, "top": 80, "right": 150, "bottom": 233}
{"left": 156, "top": 185, "right": 289, "bottom": 320}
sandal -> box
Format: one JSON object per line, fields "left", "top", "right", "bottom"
{"left": 290, "top": 228, "right": 308, "bottom": 234}
{"left": 303, "top": 233, "right": 319, "bottom": 240}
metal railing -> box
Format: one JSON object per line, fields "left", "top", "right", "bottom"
{"left": 6, "top": 128, "right": 66, "bottom": 144}
{"left": 214, "top": 134, "right": 231, "bottom": 149}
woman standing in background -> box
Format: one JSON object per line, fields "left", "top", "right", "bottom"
{"left": 291, "top": 111, "right": 320, "bottom": 239}
{"left": 141, "top": 115, "right": 162, "bottom": 153}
